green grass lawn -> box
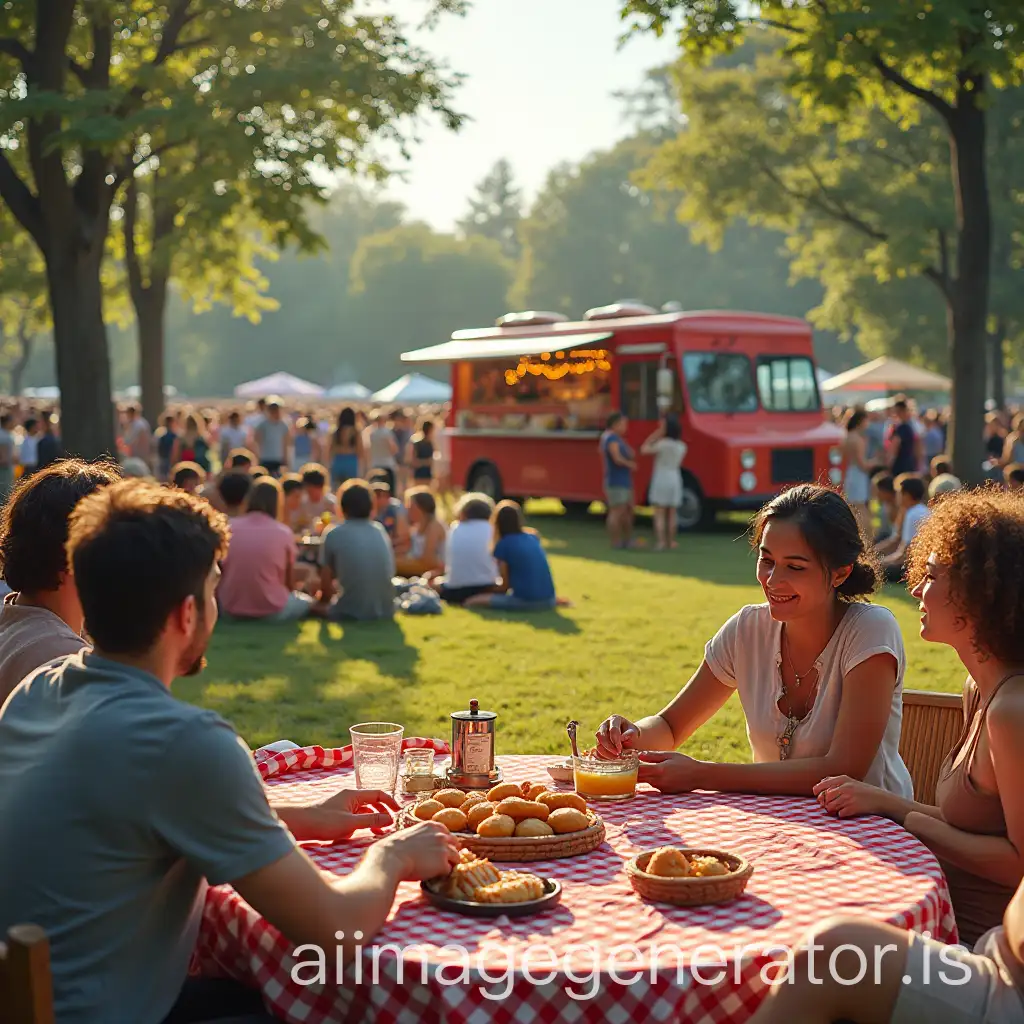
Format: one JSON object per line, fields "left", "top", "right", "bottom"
{"left": 178, "top": 508, "right": 964, "bottom": 761}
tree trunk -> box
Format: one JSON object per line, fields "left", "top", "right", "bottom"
{"left": 45, "top": 245, "right": 116, "bottom": 460}
{"left": 946, "top": 86, "right": 991, "bottom": 485}
{"left": 137, "top": 280, "right": 169, "bottom": 431}
{"left": 10, "top": 316, "right": 35, "bottom": 397}
{"left": 989, "top": 321, "right": 1006, "bottom": 413}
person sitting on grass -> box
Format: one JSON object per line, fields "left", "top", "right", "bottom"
{"left": 813, "top": 487, "right": 1024, "bottom": 947}
{"left": 216, "top": 477, "right": 314, "bottom": 623}
{"left": 317, "top": 479, "right": 396, "bottom": 622}
{"left": 280, "top": 473, "right": 304, "bottom": 532}
{"left": 431, "top": 492, "right": 499, "bottom": 604}
{"left": 871, "top": 470, "right": 898, "bottom": 542}
{"left": 928, "top": 472, "right": 962, "bottom": 500}
{"left": 170, "top": 461, "right": 206, "bottom": 495}
{"left": 298, "top": 463, "right": 337, "bottom": 529}
{"left": 371, "top": 477, "right": 411, "bottom": 556}
{"left": 394, "top": 486, "right": 447, "bottom": 578}
{"left": 0, "top": 480, "right": 459, "bottom": 1024}
{"left": 930, "top": 454, "right": 953, "bottom": 480}
{"left": 216, "top": 470, "right": 251, "bottom": 519}
{"left": 1005, "top": 463, "right": 1024, "bottom": 492}
{"left": 876, "top": 473, "right": 929, "bottom": 582}
{"left": 464, "top": 500, "right": 567, "bottom": 612}
{"left": 0, "top": 459, "right": 122, "bottom": 706}
{"left": 596, "top": 484, "right": 913, "bottom": 799}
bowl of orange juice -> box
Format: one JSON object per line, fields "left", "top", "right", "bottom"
{"left": 573, "top": 752, "right": 639, "bottom": 801}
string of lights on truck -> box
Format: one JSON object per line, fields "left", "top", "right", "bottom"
{"left": 503, "top": 349, "right": 612, "bottom": 385}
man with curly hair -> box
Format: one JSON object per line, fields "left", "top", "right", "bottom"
{"left": 0, "top": 458, "right": 122, "bottom": 705}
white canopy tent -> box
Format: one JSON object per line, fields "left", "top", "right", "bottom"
{"left": 234, "top": 372, "right": 325, "bottom": 398}
{"left": 372, "top": 373, "right": 451, "bottom": 404}
{"left": 819, "top": 357, "right": 951, "bottom": 394}
{"left": 326, "top": 382, "right": 371, "bottom": 400}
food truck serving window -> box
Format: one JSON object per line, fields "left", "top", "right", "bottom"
{"left": 756, "top": 357, "right": 819, "bottom": 412}
{"left": 682, "top": 353, "right": 758, "bottom": 413}
{"left": 464, "top": 350, "right": 613, "bottom": 430}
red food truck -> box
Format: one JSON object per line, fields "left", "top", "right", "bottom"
{"left": 401, "top": 303, "right": 844, "bottom": 529}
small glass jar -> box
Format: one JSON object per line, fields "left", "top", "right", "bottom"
{"left": 400, "top": 748, "right": 438, "bottom": 795}
{"left": 403, "top": 747, "right": 435, "bottom": 776}
{"left": 572, "top": 752, "right": 639, "bottom": 801}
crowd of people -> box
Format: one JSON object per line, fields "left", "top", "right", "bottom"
{"left": 833, "top": 396, "right": 1024, "bottom": 584}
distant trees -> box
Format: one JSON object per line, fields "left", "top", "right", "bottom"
{"left": 0, "top": 0, "right": 461, "bottom": 455}
{"left": 458, "top": 159, "right": 524, "bottom": 261}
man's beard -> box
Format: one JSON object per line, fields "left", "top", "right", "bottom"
{"left": 180, "top": 617, "right": 211, "bottom": 677}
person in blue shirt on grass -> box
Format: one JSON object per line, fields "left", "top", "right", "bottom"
{"left": 464, "top": 500, "right": 569, "bottom": 611}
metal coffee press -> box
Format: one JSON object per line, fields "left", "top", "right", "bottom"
{"left": 447, "top": 699, "right": 502, "bottom": 790}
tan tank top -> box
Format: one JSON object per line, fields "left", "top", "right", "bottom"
{"left": 935, "top": 674, "right": 1021, "bottom": 946}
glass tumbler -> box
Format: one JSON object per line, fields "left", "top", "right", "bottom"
{"left": 349, "top": 722, "right": 405, "bottom": 793}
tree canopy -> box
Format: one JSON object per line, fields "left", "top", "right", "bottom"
{"left": 621, "top": 0, "right": 1024, "bottom": 480}
{"left": 0, "top": 0, "right": 462, "bottom": 454}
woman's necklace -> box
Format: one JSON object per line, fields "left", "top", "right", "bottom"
{"left": 777, "top": 629, "right": 821, "bottom": 760}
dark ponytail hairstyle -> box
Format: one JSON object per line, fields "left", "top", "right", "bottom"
{"left": 750, "top": 484, "right": 880, "bottom": 601}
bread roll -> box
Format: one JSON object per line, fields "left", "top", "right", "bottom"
{"left": 476, "top": 813, "right": 516, "bottom": 838}
{"left": 494, "top": 797, "right": 550, "bottom": 822}
{"left": 521, "top": 782, "right": 548, "bottom": 801}
{"left": 514, "top": 817, "right": 554, "bottom": 838}
{"left": 537, "top": 791, "right": 588, "bottom": 813}
{"left": 460, "top": 792, "right": 488, "bottom": 811}
{"left": 413, "top": 799, "right": 444, "bottom": 821}
{"left": 431, "top": 807, "right": 469, "bottom": 832}
{"left": 547, "top": 807, "right": 590, "bottom": 834}
{"left": 435, "top": 788, "right": 468, "bottom": 808}
{"left": 646, "top": 847, "right": 691, "bottom": 878}
{"left": 487, "top": 782, "right": 522, "bottom": 803}
{"left": 467, "top": 801, "right": 496, "bottom": 829}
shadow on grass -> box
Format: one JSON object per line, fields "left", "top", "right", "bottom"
{"left": 530, "top": 512, "right": 757, "bottom": 587}
{"left": 464, "top": 608, "right": 582, "bottom": 635}
{"left": 196, "top": 618, "right": 420, "bottom": 745}
{"left": 317, "top": 616, "right": 420, "bottom": 680}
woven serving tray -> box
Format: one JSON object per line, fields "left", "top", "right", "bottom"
{"left": 627, "top": 848, "right": 753, "bottom": 906}
{"left": 398, "top": 806, "right": 605, "bottom": 862}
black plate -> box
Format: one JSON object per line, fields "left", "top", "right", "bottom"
{"left": 420, "top": 876, "right": 562, "bottom": 918}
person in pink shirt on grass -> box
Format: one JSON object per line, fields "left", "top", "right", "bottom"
{"left": 216, "top": 477, "right": 313, "bottom": 623}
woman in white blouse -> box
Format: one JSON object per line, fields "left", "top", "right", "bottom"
{"left": 596, "top": 484, "right": 913, "bottom": 798}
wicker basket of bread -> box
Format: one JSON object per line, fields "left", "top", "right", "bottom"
{"left": 627, "top": 847, "right": 753, "bottom": 906}
{"left": 399, "top": 780, "right": 605, "bottom": 862}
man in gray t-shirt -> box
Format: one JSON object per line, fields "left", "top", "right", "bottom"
{"left": 320, "top": 481, "right": 396, "bottom": 621}
{"left": 0, "top": 480, "right": 456, "bottom": 1024}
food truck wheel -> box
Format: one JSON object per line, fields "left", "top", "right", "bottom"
{"left": 676, "top": 474, "right": 711, "bottom": 532}
{"left": 467, "top": 461, "right": 502, "bottom": 501}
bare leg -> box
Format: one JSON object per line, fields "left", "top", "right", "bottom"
{"left": 748, "top": 917, "right": 909, "bottom": 1024}
{"left": 653, "top": 508, "right": 666, "bottom": 550}
{"left": 606, "top": 505, "right": 621, "bottom": 547}
{"left": 614, "top": 501, "right": 630, "bottom": 548}
{"left": 463, "top": 593, "right": 493, "bottom": 609}
{"left": 667, "top": 506, "right": 677, "bottom": 547}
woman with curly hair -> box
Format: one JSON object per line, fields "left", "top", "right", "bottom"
{"left": 814, "top": 486, "right": 1024, "bottom": 947}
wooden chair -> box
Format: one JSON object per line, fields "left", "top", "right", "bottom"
{"left": 0, "top": 924, "right": 55, "bottom": 1024}
{"left": 899, "top": 689, "right": 964, "bottom": 806}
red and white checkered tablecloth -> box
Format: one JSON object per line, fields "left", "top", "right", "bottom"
{"left": 196, "top": 750, "right": 958, "bottom": 1024}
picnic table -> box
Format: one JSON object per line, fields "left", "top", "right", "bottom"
{"left": 195, "top": 749, "right": 957, "bottom": 1024}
